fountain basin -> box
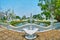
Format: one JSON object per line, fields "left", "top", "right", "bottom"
{"left": 25, "top": 34, "right": 36, "bottom": 39}
{"left": 23, "top": 28, "right": 38, "bottom": 35}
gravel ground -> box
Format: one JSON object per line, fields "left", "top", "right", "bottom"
{"left": 0, "top": 28, "right": 60, "bottom": 40}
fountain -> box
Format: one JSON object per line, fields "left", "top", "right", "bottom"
{"left": 0, "top": 13, "right": 57, "bottom": 40}
{"left": 23, "top": 13, "right": 38, "bottom": 40}
{"left": 23, "top": 28, "right": 38, "bottom": 39}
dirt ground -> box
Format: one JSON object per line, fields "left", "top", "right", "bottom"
{"left": 0, "top": 28, "right": 60, "bottom": 40}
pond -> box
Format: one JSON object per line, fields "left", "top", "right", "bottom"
{"left": 54, "top": 22, "right": 60, "bottom": 29}
{"left": 14, "top": 22, "right": 60, "bottom": 32}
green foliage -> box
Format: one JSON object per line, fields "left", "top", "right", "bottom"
{"left": 41, "top": 11, "right": 50, "bottom": 19}
{"left": 27, "top": 19, "right": 35, "bottom": 23}
{"left": 10, "top": 21, "right": 21, "bottom": 26}
{"left": 33, "top": 14, "right": 43, "bottom": 20}
{"left": 38, "top": 0, "right": 60, "bottom": 22}
{"left": 16, "top": 16, "right": 20, "bottom": 19}
{"left": 22, "top": 15, "right": 26, "bottom": 19}
{"left": 3, "top": 17, "right": 7, "bottom": 20}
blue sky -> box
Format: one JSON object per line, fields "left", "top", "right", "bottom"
{"left": 0, "top": 0, "right": 41, "bottom": 17}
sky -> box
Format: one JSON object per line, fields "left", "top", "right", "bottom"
{"left": 0, "top": 0, "right": 41, "bottom": 17}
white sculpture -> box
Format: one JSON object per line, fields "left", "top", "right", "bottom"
{"left": 23, "top": 28, "right": 38, "bottom": 35}
{"left": 0, "top": 13, "right": 57, "bottom": 40}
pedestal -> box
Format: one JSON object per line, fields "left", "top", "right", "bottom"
{"left": 25, "top": 34, "right": 37, "bottom": 40}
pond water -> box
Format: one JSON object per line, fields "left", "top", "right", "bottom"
{"left": 16, "top": 22, "right": 60, "bottom": 26}
{"left": 15, "top": 22, "right": 60, "bottom": 32}
{"left": 1, "top": 22, "right": 60, "bottom": 32}
{"left": 54, "top": 22, "right": 60, "bottom": 29}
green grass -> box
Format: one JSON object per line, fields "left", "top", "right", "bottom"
{"left": 10, "top": 21, "right": 21, "bottom": 26}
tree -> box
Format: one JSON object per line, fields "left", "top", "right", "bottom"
{"left": 33, "top": 15, "right": 37, "bottom": 19}
{"left": 33, "top": 14, "right": 43, "bottom": 20}
{"left": 54, "top": 0, "right": 60, "bottom": 21}
{"left": 22, "top": 15, "right": 26, "bottom": 19}
{"left": 38, "top": 0, "right": 60, "bottom": 22}
{"left": 38, "top": 0, "right": 51, "bottom": 20}
{"left": 41, "top": 11, "right": 51, "bottom": 20}
{"left": 16, "top": 16, "right": 20, "bottom": 19}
